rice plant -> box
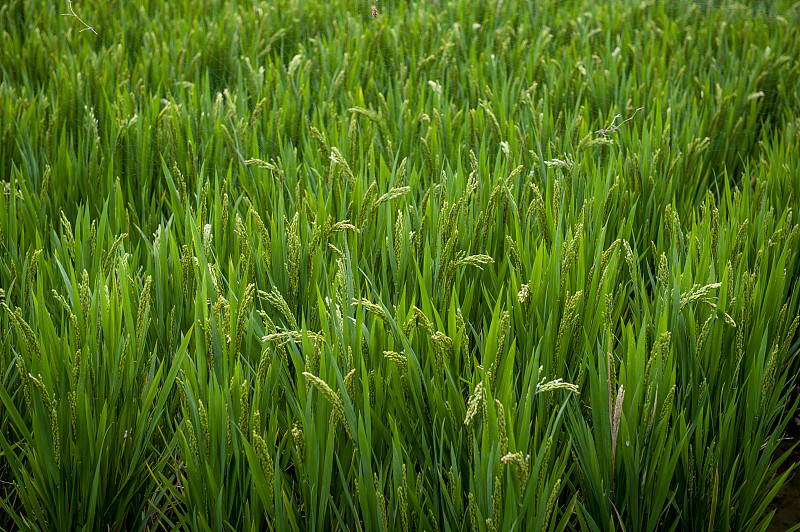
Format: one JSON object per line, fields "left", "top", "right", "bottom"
{"left": 1, "top": 0, "right": 799, "bottom": 530}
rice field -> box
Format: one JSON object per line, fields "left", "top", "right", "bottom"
{"left": 1, "top": 0, "right": 800, "bottom": 530}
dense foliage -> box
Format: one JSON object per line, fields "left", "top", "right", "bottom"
{"left": 1, "top": 0, "right": 799, "bottom": 530}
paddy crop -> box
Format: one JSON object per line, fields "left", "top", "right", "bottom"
{"left": 1, "top": 0, "right": 799, "bottom": 530}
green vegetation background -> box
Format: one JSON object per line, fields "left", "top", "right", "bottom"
{"left": 1, "top": 0, "right": 799, "bottom": 530}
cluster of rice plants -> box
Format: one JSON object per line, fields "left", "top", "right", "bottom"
{"left": 1, "top": 0, "right": 799, "bottom": 530}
